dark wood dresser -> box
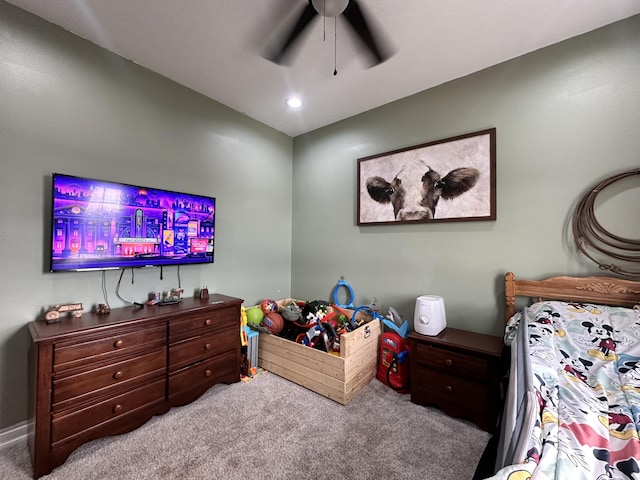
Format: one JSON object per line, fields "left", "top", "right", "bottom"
{"left": 408, "top": 328, "right": 504, "bottom": 432}
{"left": 28, "top": 294, "right": 242, "bottom": 478}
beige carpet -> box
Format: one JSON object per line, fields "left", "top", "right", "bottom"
{"left": 0, "top": 372, "right": 491, "bottom": 479}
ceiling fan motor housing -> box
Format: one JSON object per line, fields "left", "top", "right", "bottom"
{"left": 311, "top": 0, "right": 349, "bottom": 17}
{"left": 267, "top": 0, "right": 391, "bottom": 67}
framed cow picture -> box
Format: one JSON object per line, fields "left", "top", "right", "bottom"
{"left": 357, "top": 128, "right": 496, "bottom": 225}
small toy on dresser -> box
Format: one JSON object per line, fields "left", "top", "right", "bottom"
{"left": 95, "top": 303, "right": 111, "bottom": 315}
{"left": 146, "top": 291, "right": 162, "bottom": 306}
{"left": 44, "top": 303, "right": 83, "bottom": 323}
{"left": 160, "top": 288, "right": 184, "bottom": 305}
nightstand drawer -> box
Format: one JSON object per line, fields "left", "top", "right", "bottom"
{"left": 416, "top": 367, "right": 487, "bottom": 409}
{"left": 413, "top": 343, "right": 488, "bottom": 381}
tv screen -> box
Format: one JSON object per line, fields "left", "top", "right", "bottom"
{"left": 50, "top": 173, "right": 215, "bottom": 272}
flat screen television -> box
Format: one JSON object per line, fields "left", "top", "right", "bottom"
{"left": 50, "top": 173, "right": 215, "bottom": 272}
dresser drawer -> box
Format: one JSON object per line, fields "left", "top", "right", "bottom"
{"left": 415, "top": 366, "right": 487, "bottom": 414}
{"left": 169, "top": 307, "right": 238, "bottom": 340}
{"left": 168, "top": 350, "right": 238, "bottom": 396}
{"left": 169, "top": 326, "right": 236, "bottom": 372}
{"left": 52, "top": 347, "right": 166, "bottom": 412}
{"left": 413, "top": 342, "right": 488, "bottom": 381}
{"left": 53, "top": 325, "right": 166, "bottom": 372}
{"left": 51, "top": 379, "right": 165, "bottom": 445}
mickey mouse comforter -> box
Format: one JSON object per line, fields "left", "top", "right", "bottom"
{"left": 490, "top": 301, "right": 640, "bottom": 480}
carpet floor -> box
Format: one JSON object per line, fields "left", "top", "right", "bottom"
{"left": 0, "top": 372, "right": 491, "bottom": 479}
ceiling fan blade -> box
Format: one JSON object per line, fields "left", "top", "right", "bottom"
{"left": 342, "top": 0, "right": 393, "bottom": 66}
{"left": 266, "top": 2, "right": 318, "bottom": 65}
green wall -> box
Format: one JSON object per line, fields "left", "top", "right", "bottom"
{"left": 0, "top": 1, "right": 293, "bottom": 429}
{"left": 1, "top": 0, "right": 639, "bottom": 432}
{"left": 290, "top": 15, "right": 640, "bottom": 336}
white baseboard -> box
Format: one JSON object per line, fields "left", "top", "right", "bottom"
{"left": 0, "top": 420, "right": 29, "bottom": 449}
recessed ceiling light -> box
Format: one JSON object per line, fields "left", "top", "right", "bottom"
{"left": 285, "top": 97, "right": 303, "bottom": 109}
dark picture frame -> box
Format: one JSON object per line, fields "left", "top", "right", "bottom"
{"left": 357, "top": 128, "right": 496, "bottom": 225}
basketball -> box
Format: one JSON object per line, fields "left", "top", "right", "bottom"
{"left": 262, "top": 312, "right": 284, "bottom": 334}
{"left": 245, "top": 306, "right": 264, "bottom": 327}
{"left": 260, "top": 299, "right": 278, "bottom": 315}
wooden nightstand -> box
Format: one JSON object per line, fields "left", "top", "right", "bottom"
{"left": 409, "top": 328, "right": 504, "bottom": 432}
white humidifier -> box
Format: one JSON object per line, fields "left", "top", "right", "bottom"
{"left": 414, "top": 295, "right": 446, "bottom": 336}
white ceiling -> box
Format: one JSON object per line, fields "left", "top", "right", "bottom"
{"left": 7, "top": 0, "right": 640, "bottom": 137}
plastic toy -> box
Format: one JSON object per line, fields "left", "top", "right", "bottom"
{"left": 246, "top": 306, "right": 264, "bottom": 327}
{"left": 383, "top": 307, "right": 409, "bottom": 338}
{"left": 281, "top": 302, "right": 302, "bottom": 321}
{"left": 162, "top": 288, "right": 183, "bottom": 304}
{"left": 377, "top": 332, "right": 410, "bottom": 393}
{"left": 332, "top": 276, "right": 355, "bottom": 308}
{"left": 262, "top": 312, "right": 284, "bottom": 334}
{"left": 260, "top": 299, "right": 278, "bottom": 315}
{"left": 240, "top": 306, "right": 249, "bottom": 377}
{"left": 300, "top": 301, "right": 328, "bottom": 325}
{"left": 45, "top": 303, "right": 83, "bottom": 323}
{"left": 300, "top": 319, "right": 331, "bottom": 351}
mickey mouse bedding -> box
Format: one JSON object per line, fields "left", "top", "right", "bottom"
{"left": 490, "top": 300, "right": 640, "bottom": 480}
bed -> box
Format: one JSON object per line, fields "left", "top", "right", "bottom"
{"left": 489, "top": 272, "right": 640, "bottom": 480}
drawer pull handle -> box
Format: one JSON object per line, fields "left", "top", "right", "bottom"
{"left": 445, "top": 385, "right": 453, "bottom": 393}
{"left": 112, "top": 404, "right": 123, "bottom": 414}
{"left": 113, "top": 371, "right": 124, "bottom": 380}
{"left": 205, "top": 343, "right": 212, "bottom": 351}
{"left": 444, "top": 358, "right": 453, "bottom": 367}
{"left": 204, "top": 318, "right": 213, "bottom": 326}
{"left": 114, "top": 340, "right": 124, "bottom": 349}
{"left": 204, "top": 369, "right": 213, "bottom": 377}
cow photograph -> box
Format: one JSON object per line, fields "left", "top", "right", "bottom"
{"left": 357, "top": 129, "right": 496, "bottom": 225}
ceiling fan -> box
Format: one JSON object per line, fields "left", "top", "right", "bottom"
{"left": 265, "top": 0, "right": 394, "bottom": 69}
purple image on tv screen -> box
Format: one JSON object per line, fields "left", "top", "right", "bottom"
{"left": 50, "top": 174, "right": 215, "bottom": 272}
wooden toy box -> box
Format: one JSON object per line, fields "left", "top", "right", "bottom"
{"left": 258, "top": 317, "right": 381, "bottom": 405}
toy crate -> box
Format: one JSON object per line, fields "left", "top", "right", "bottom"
{"left": 258, "top": 306, "right": 381, "bottom": 405}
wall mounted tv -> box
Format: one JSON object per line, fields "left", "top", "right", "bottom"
{"left": 50, "top": 173, "right": 215, "bottom": 272}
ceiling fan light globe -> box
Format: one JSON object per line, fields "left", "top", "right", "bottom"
{"left": 311, "top": 0, "right": 349, "bottom": 17}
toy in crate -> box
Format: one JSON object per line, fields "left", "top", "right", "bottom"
{"left": 245, "top": 301, "right": 283, "bottom": 335}
{"left": 294, "top": 301, "right": 332, "bottom": 352}
{"left": 245, "top": 297, "right": 368, "bottom": 355}
{"left": 251, "top": 279, "right": 384, "bottom": 404}
{"left": 257, "top": 305, "right": 382, "bottom": 405}
{"left": 294, "top": 301, "right": 376, "bottom": 353}
{"left": 247, "top": 280, "right": 402, "bottom": 357}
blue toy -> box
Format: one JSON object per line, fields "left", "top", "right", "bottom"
{"left": 332, "top": 276, "right": 355, "bottom": 309}
{"left": 350, "top": 305, "right": 409, "bottom": 338}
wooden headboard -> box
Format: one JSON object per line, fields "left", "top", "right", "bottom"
{"left": 505, "top": 272, "right": 640, "bottom": 322}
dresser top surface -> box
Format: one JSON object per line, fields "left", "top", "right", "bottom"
{"left": 30, "top": 294, "right": 243, "bottom": 342}
{"left": 409, "top": 327, "right": 504, "bottom": 357}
